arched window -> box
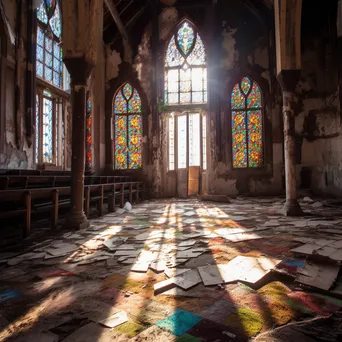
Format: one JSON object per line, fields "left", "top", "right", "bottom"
{"left": 86, "top": 96, "right": 92, "bottom": 170}
{"left": 113, "top": 83, "right": 143, "bottom": 169}
{"left": 231, "top": 76, "right": 264, "bottom": 168}
{"left": 35, "top": 0, "right": 68, "bottom": 167}
{"left": 165, "top": 20, "right": 207, "bottom": 105}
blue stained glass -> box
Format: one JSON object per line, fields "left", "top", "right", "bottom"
{"left": 49, "top": 2, "right": 62, "bottom": 38}
{"left": 37, "top": 2, "right": 48, "bottom": 24}
{"left": 187, "top": 35, "right": 206, "bottom": 66}
{"left": 45, "top": 67, "right": 52, "bottom": 81}
{"left": 36, "top": 61, "right": 43, "bottom": 77}
{"left": 42, "top": 97, "right": 53, "bottom": 163}
{"left": 45, "top": 0, "right": 56, "bottom": 18}
{"left": 53, "top": 42, "right": 60, "bottom": 58}
{"left": 45, "top": 52, "right": 52, "bottom": 67}
{"left": 45, "top": 36, "right": 52, "bottom": 52}
{"left": 114, "top": 92, "right": 127, "bottom": 113}
{"left": 177, "top": 22, "right": 195, "bottom": 56}
{"left": 37, "top": 46, "right": 44, "bottom": 62}
{"left": 37, "top": 27, "right": 44, "bottom": 46}
{"left": 165, "top": 36, "right": 185, "bottom": 67}
{"left": 53, "top": 57, "right": 60, "bottom": 72}
{"left": 53, "top": 72, "right": 60, "bottom": 87}
{"left": 165, "top": 20, "right": 207, "bottom": 105}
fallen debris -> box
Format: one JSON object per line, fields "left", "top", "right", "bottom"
{"left": 296, "top": 261, "right": 339, "bottom": 291}
{"left": 98, "top": 311, "right": 128, "bottom": 328}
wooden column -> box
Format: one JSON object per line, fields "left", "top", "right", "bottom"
{"left": 63, "top": 58, "right": 93, "bottom": 230}
{"left": 278, "top": 71, "right": 302, "bottom": 216}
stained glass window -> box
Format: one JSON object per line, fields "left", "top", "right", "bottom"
{"left": 86, "top": 96, "right": 92, "bottom": 170}
{"left": 36, "top": 0, "right": 65, "bottom": 89}
{"left": 35, "top": 94, "right": 40, "bottom": 164}
{"left": 42, "top": 91, "right": 53, "bottom": 163}
{"left": 36, "top": 90, "right": 63, "bottom": 166}
{"left": 113, "top": 83, "right": 143, "bottom": 169}
{"left": 231, "top": 76, "right": 263, "bottom": 168}
{"left": 165, "top": 20, "right": 207, "bottom": 105}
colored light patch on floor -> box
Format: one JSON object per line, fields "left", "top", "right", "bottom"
{"left": 0, "top": 289, "right": 20, "bottom": 303}
{"left": 201, "top": 299, "right": 238, "bottom": 324}
{"left": 287, "top": 292, "right": 342, "bottom": 316}
{"left": 156, "top": 309, "right": 203, "bottom": 336}
{"left": 188, "top": 319, "right": 245, "bottom": 342}
{"left": 176, "top": 333, "right": 201, "bottom": 342}
{"left": 278, "top": 259, "right": 305, "bottom": 275}
{"left": 224, "top": 307, "right": 264, "bottom": 337}
{"left": 115, "top": 321, "right": 145, "bottom": 337}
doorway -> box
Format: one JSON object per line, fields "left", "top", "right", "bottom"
{"left": 169, "top": 112, "right": 207, "bottom": 198}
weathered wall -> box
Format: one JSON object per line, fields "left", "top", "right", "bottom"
{"left": 133, "top": 2, "right": 283, "bottom": 198}
{"left": 294, "top": 0, "right": 341, "bottom": 196}
{"left": 208, "top": 1, "right": 282, "bottom": 196}
{"left": 0, "top": 1, "right": 74, "bottom": 171}
{"left": 0, "top": 0, "right": 32, "bottom": 169}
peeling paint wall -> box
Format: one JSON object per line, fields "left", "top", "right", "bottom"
{"left": 293, "top": 1, "right": 340, "bottom": 196}
{"left": 133, "top": 3, "right": 283, "bottom": 197}
{"left": 0, "top": 0, "right": 32, "bottom": 170}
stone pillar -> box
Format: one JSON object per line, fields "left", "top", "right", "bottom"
{"left": 278, "top": 70, "right": 303, "bottom": 216}
{"left": 63, "top": 58, "right": 93, "bottom": 230}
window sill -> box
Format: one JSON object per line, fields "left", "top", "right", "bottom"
{"left": 229, "top": 166, "right": 272, "bottom": 178}
{"left": 36, "top": 77, "right": 70, "bottom": 98}
{"left": 38, "top": 164, "right": 63, "bottom": 171}
{"left": 163, "top": 104, "right": 208, "bottom": 112}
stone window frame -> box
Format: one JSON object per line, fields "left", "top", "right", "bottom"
{"left": 105, "top": 63, "right": 150, "bottom": 173}
{"left": 223, "top": 71, "right": 273, "bottom": 177}
{"left": 163, "top": 17, "right": 208, "bottom": 111}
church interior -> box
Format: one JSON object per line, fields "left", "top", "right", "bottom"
{"left": 1, "top": 0, "right": 342, "bottom": 341}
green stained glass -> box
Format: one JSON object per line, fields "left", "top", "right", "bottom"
{"left": 123, "top": 83, "right": 133, "bottom": 100}
{"left": 177, "top": 22, "right": 195, "bottom": 56}
{"left": 240, "top": 76, "right": 251, "bottom": 95}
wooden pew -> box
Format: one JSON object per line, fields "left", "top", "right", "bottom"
{"left": 0, "top": 175, "right": 133, "bottom": 190}
{"left": 0, "top": 181, "right": 147, "bottom": 238}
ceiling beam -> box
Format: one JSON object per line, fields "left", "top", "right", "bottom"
{"left": 104, "top": 0, "right": 129, "bottom": 41}
{"left": 108, "top": 4, "right": 148, "bottom": 45}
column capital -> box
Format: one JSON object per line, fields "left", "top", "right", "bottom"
{"left": 63, "top": 57, "right": 94, "bottom": 86}
{"left": 277, "top": 69, "right": 301, "bottom": 93}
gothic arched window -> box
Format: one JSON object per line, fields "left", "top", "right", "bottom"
{"left": 113, "top": 83, "right": 143, "bottom": 170}
{"left": 231, "top": 76, "right": 264, "bottom": 168}
{"left": 165, "top": 20, "right": 207, "bottom": 105}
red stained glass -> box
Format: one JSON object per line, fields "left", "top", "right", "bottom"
{"left": 232, "top": 111, "right": 247, "bottom": 168}
{"left": 114, "top": 115, "right": 128, "bottom": 169}
{"left": 113, "top": 83, "right": 143, "bottom": 169}
{"left": 247, "top": 110, "right": 263, "bottom": 167}
{"left": 86, "top": 96, "right": 92, "bottom": 170}
{"left": 128, "top": 115, "right": 142, "bottom": 169}
{"left": 231, "top": 77, "right": 263, "bottom": 168}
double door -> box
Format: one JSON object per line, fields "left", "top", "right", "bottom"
{"left": 170, "top": 112, "right": 207, "bottom": 198}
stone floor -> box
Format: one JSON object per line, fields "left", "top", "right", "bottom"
{"left": 1, "top": 196, "right": 342, "bottom": 341}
